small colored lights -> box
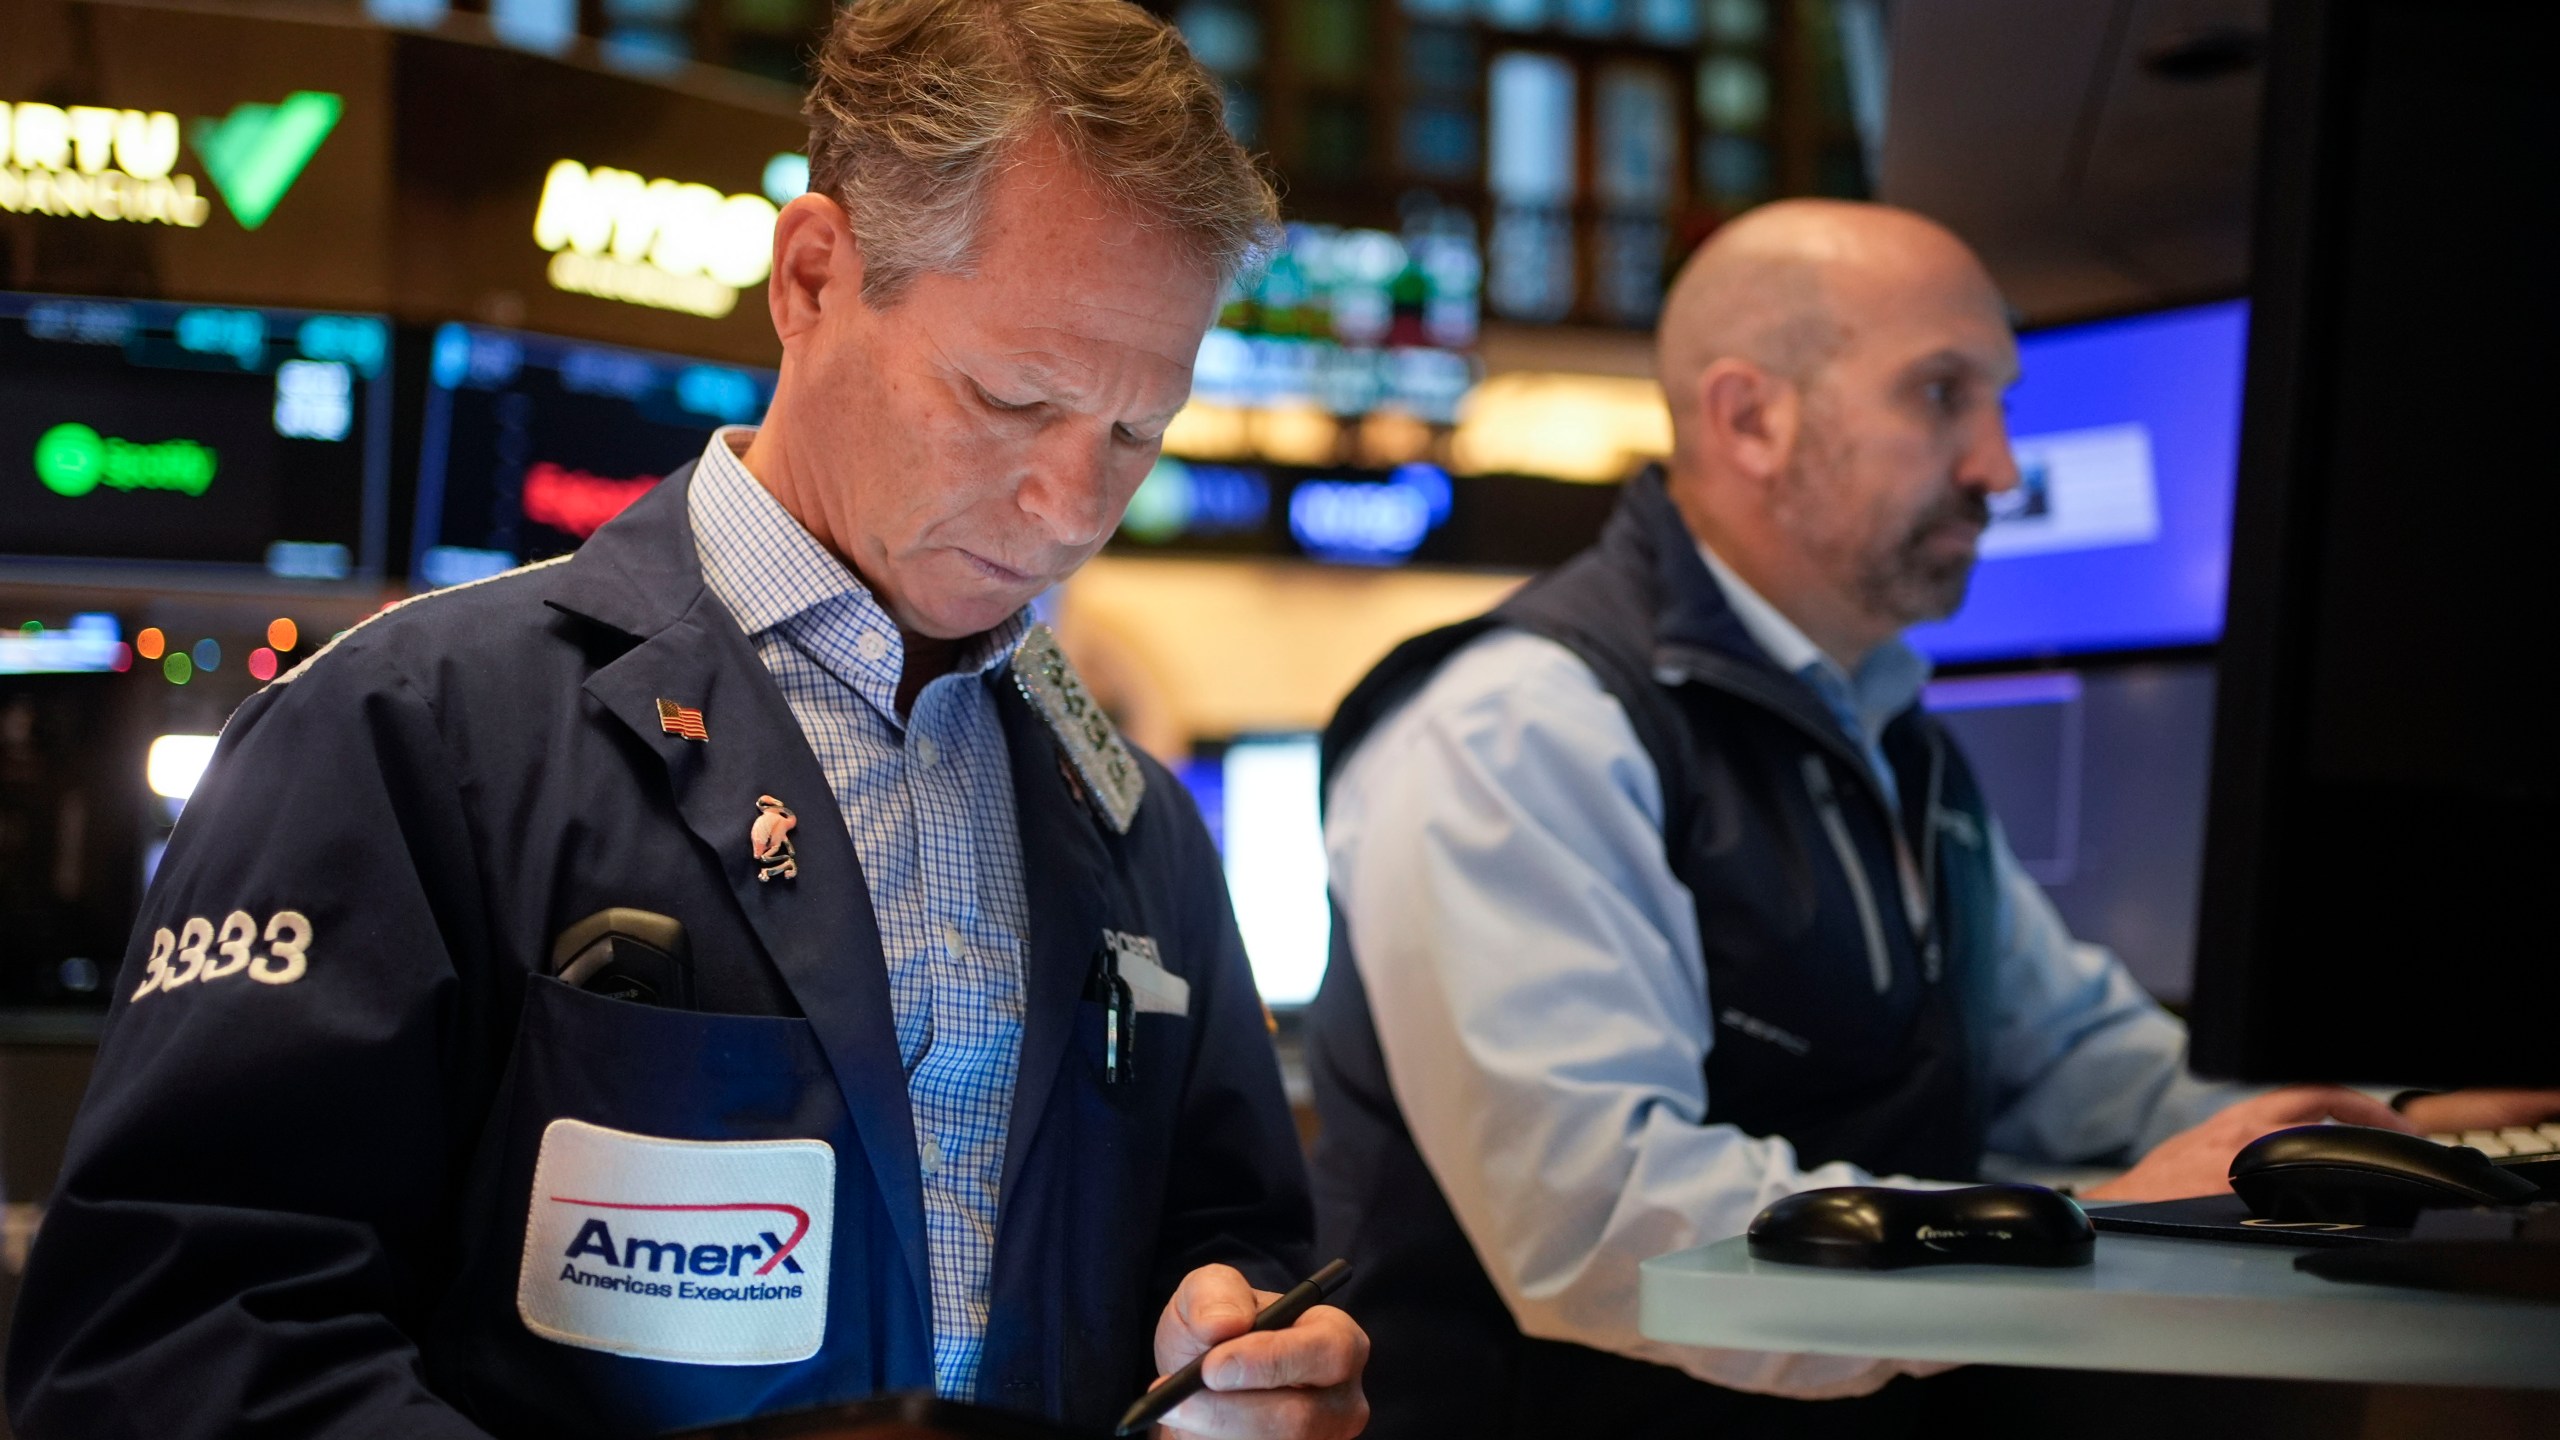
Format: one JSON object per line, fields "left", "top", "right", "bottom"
{"left": 18, "top": 620, "right": 38, "bottom": 634}
{"left": 146, "top": 734, "right": 220, "bottom": 801}
{"left": 110, "top": 642, "right": 133, "bottom": 672}
{"left": 267, "top": 617, "right": 299, "bottom": 651}
{"left": 248, "top": 647, "right": 279, "bottom": 682}
{"left": 136, "top": 627, "right": 166, "bottom": 660}
{"left": 163, "top": 651, "right": 193, "bottom": 684}
{"left": 191, "top": 638, "right": 221, "bottom": 672}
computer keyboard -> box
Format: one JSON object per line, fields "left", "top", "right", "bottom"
{"left": 2427, "top": 1123, "right": 2560, "bottom": 1158}
{"left": 2427, "top": 1124, "right": 2560, "bottom": 1194}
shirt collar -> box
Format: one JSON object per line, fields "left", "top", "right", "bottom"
{"left": 689, "top": 427, "right": 1029, "bottom": 717}
{"left": 1694, "top": 540, "right": 1932, "bottom": 745}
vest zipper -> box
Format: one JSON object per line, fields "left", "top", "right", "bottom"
{"left": 1658, "top": 648, "right": 1947, "bottom": 986}
{"left": 1800, "top": 754, "right": 1892, "bottom": 995}
{"left": 1916, "top": 732, "right": 1946, "bottom": 982}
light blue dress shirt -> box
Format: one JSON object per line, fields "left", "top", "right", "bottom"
{"left": 690, "top": 429, "right": 1029, "bottom": 1401}
{"left": 1324, "top": 541, "right": 2247, "bottom": 1399}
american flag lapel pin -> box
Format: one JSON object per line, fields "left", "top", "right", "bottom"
{"left": 656, "top": 699, "right": 709, "bottom": 741}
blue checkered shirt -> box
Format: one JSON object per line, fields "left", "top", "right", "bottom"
{"left": 689, "top": 428, "right": 1030, "bottom": 1401}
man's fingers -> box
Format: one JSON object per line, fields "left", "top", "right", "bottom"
{"left": 1200, "top": 1306, "right": 1367, "bottom": 1392}
{"left": 2256, "top": 1086, "right": 2408, "bottom": 1133}
{"left": 2400, "top": 1088, "right": 2560, "bottom": 1133}
{"left": 1158, "top": 1304, "right": 1371, "bottom": 1438}
{"left": 1157, "top": 1265, "right": 1278, "bottom": 1372}
{"left": 2316, "top": 1089, "right": 2413, "bottom": 1132}
{"left": 1163, "top": 1380, "right": 1367, "bottom": 1440}
{"left": 1162, "top": 1387, "right": 1315, "bottom": 1440}
{"left": 1173, "top": 1266, "right": 1268, "bottom": 1338}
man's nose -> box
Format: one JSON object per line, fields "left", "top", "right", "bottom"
{"left": 1966, "top": 410, "right": 2024, "bottom": 495}
{"left": 1015, "top": 431, "right": 1117, "bottom": 550}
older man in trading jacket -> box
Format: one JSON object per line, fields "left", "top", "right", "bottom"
{"left": 7, "top": 3, "right": 1367, "bottom": 1438}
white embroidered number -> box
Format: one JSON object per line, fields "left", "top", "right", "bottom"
{"left": 129, "top": 910, "right": 314, "bottom": 1002}
{"left": 205, "top": 911, "right": 257, "bottom": 981}
{"left": 165, "top": 917, "right": 214, "bottom": 989}
{"left": 254, "top": 911, "right": 312, "bottom": 986}
{"left": 132, "top": 927, "right": 176, "bottom": 1001}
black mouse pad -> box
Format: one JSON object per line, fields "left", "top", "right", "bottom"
{"left": 2088, "top": 1194, "right": 2411, "bottom": 1248}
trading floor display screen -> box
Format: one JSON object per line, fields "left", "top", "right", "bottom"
{"left": 1177, "top": 734, "right": 1331, "bottom": 1007}
{"left": 1925, "top": 662, "right": 2217, "bottom": 1002}
{"left": 412, "top": 324, "right": 775, "bottom": 588}
{"left": 1908, "top": 300, "right": 2248, "bottom": 664}
{"left": 0, "top": 291, "right": 392, "bottom": 579}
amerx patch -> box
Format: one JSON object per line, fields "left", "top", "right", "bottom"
{"left": 517, "top": 1119, "right": 833, "bottom": 1366}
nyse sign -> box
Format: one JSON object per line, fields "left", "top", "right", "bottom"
{"left": 532, "top": 159, "right": 778, "bottom": 320}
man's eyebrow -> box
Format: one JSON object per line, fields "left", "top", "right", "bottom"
{"left": 1899, "top": 346, "right": 2017, "bottom": 385}
{"left": 987, "top": 358, "right": 1115, "bottom": 411}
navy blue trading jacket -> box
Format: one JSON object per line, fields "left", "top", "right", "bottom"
{"left": 6, "top": 465, "right": 1311, "bottom": 1439}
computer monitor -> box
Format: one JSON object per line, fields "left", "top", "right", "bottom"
{"left": 1925, "top": 663, "right": 2217, "bottom": 1004}
{"left": 1, "top": 290, "right": 393, "bottom": 581}
{"left": 1176, "top": 734, "right": 1331, "bottom": 1007}
{"left": 0, "top": 666, "right": 146, "bottom": 1007}
{"left": 1905, "top": 299, "right": 2248, "bottom": 665}
{"left": 410, "top": 324, "right": 775, "bottom": 588}
{"left": 2187, "top": 0, "right": 2554, "bottom": 1085}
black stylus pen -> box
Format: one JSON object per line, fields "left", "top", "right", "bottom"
{"left": 1115, "top": 1259, "right": 1353, "bottom": 1436}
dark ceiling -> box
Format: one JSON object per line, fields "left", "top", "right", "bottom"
{"left": 1880, "top": 0, "right": 2271, "bottom": 325}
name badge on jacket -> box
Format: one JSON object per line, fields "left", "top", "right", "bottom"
{"left": 517, "top": 1119, "right": 833, "bottom": 1366}
{"left": 1107, "top": 931, "right": 1190, "bottom": 1016}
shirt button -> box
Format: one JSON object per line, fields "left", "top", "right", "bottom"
{"left": 855, "top": 631, "right": 889, "bottom": 663}
{"left": 920, "top": 1132, "right": 943, "bottom": 1176}
{"left": 914, "top": 735, "right": 940, "bottom": 768}
{"left": 941, "top": 925, "right": 965, "bottom": 962}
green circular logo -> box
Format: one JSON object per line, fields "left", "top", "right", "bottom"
{"left": 35, "top": 423, "right": 106, "bottom": 498}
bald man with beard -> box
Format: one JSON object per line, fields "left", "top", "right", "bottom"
{"left": 1302, "top": 200, "right": 2557, "bottom": 1439}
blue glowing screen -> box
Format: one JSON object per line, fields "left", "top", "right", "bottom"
{"left": 1905, "top": 299, "right": 2248, "bottom": 664}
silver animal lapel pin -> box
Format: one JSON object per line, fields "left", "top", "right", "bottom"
{"left": 750, "top": 794, "right": 798, "bottom": 882}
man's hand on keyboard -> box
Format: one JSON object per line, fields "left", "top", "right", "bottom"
{"left": 2085, "top": 1086, "right": 2410, "bottom": 1203}
{"left": 2399, "top": 1090, "right": 2560, "bottom": 1138}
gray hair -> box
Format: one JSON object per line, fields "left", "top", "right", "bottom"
{"left": 803, "top": 0, "right": 1281, "bottom": 305}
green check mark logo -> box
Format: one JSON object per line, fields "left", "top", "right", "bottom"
{"left": 188, "top": 91, "right": 342, "bottom": 231}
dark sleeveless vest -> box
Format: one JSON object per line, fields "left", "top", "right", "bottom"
{"left": 1306, "top": 469, "right": 2006, "bottom": 1439}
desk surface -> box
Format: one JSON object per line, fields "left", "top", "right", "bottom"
{"left": 1640, "top": 1234, "right": 2560, "bottom": 1390}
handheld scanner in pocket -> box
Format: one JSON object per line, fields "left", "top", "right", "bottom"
{"left": 550, "top": 909, "right": 693, "bottom": 1008}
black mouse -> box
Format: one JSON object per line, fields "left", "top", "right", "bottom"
{"left": 2229, "top": 1124, "right": 2540, "bottom": 1226}
{"left": 1747, "top": 1184, "right": 2095, "bottom": 1269}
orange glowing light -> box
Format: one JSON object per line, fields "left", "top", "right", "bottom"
{"left": 249, "top": 647, "right": 279, "bottom": 682}
{"left": 267, "top": 617, "right": 300, "bottom": 651}
{"left": 136, "top": 627, "right": 166, "bottom": 661}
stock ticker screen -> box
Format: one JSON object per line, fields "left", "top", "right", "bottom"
{"left": 1907, "top": 299, "right": 2250, "bottom": 664}
{"left": 412, "top": 323, "right": 775, "bottom": 589}
{"left": 0, "top": 290, "right": 392, "bottom": 579}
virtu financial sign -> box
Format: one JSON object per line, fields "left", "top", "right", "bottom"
{"left": 0, "top": 91, "right": 341, "bottom": 231}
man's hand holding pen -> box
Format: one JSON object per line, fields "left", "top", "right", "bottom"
{"left": 1141, "top": 1263, "right": 1369, "bottom": 1439}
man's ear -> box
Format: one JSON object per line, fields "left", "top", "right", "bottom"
{"left": 1697, "top": 358, "right": 1799, "bottom": 487}
{"left": 766, "top": 192, "right": 865, "bottom": 346}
